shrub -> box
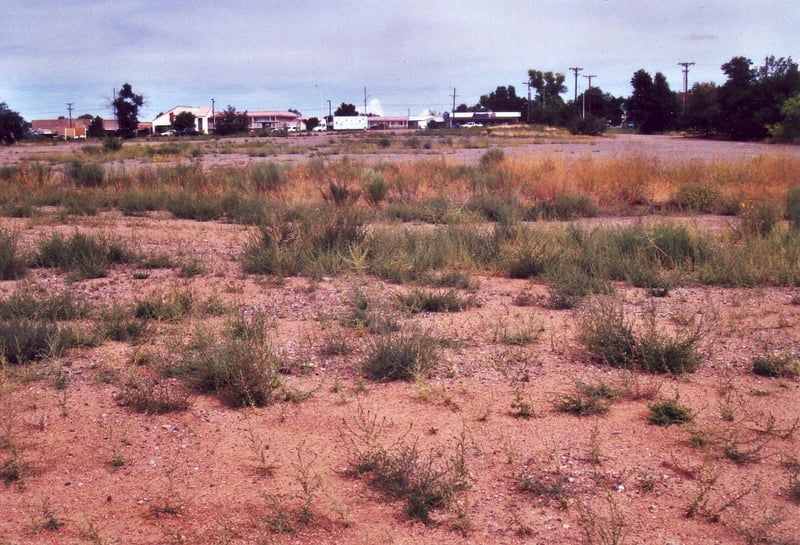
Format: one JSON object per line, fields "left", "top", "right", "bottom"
{"left": 578, "top": 298, "right": 704, "bottom": 374}
{"left": 0, "top": 230, "right": 28, "bottom": 280}
{"left": 396, "top": 288, "right": 471, "bottom": 313}
{"left": 739, "top": 198, "right": 782, "bottom": 237}
{"left": 362, "top": 330, "right": 438, "bottom": 381}
{"left": 647, "top": 397, "right": 692, "bottom": 426}
{"left": 787, "top": 187, "right": 800, "bottom": 231}
{"left": 479, "top": 148, "right": 505, "bottom": 168}
{"left": 339, "top": 285, "right": 400, "bottom": 334}
{"left": 175, "top": 312, "right": 282, "bottom": 407}
{"left": 97, "top": 304, "right": 150, "bottom": 342}
{"left": 133, "top": 289, "right": 194, "bottom": 322}
{"left": 0, "top": 288, "right": 90, "bottom": 321}
{"left": 675, "top": 184, "right": 720, "bottom": 212}
{"left": 250, "top": 162, "right": 287, "bottom": 191}
{"left": 363, "top": 170, "right": 389, "bottom": 205}
{"left": 33, "top": 231, "right": 133, "bottom": 279}
{"left": 166, "top": 191, "right": 224, "bottom": 221}
{"left": 751, "top": 354, "right": 799, "bottom": 378}
{"left": 554, "top": 380, "right": 616, "bottom": 416}
{"left": 117, "top": 376, "right": 191, "bottom": 414}
{"left": 69, "top": 160, "right": 104, "bottom": 187}
{"left": 0, "top": 317, "right": 78, "bottom": 364}
{"left": 103, "top": 137, "right": 123, "bottom": 151}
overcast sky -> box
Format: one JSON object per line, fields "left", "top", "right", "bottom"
{"left": 2, "top": 0, "right": 797, "bottom": 121}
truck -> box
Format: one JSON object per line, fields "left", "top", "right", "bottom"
{"left": 333, "top": 116, "right": 368, "bottom": 131}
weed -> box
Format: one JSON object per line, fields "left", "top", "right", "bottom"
{"left": 675, "top": 183, "right": 721, "bottom": 212}
{"left": 33, "top": 230, "right": 133, "bottom": 279}
{"left": 578, "top": 298, "right": 705, "bottom": 374}
{"left": 250, "top": 161, "right": 287, "bottom": 191}
{"left": 96, "top": 304, "right": 150, "bottom": 343}
{"left": 33, "top": 497, "right": 64, "bottom": 532}
{"left": 396, "top": 288, "right": 471, "bottom": 313}
{"left": 174, "top": 312, "right": 283, "bottom": 407}
{"left": 361, "top": 330, "right": 438, "bottom": 381}
{"left": 0, "top": 230, "right": 28, "bottom": 280}
{"left": 117, "top": 375, "right": 191, "bottom": 414}
{"left": 554, "top": 379, "right": 616, "bottom": 416}
{"left": 510, "top": 386, "right": 534, "bottom": 419}
{"left": 69, "top": 159, "right": 105, "bottom": 187}
{"left": 242, "top": 406, "right": 279, "bottom": 476}
{"left": 339, "top": 284, "right": 399, "bottom": 334}
{"left": 739, "top": 198, "right": 783, "bottom": 237}
{"left": 577, "top": 489, "right": 627, "bottom": 545}
{"left": 133, "top": 289, "right": 194, "bottom": 322}
{"left": 787, "top": 186, "right": 800, "bottom": 230}
{"left": 751, "top": 353, "right": 799, "bottom": 378}
{"left": 648, "top": 396, "right": 692, "bottom": 426}
{"left": 514, "top": 459, "right": 570, "bottom": 510}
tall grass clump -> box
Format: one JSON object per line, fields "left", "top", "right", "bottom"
{"left": 173, "top": 312, "right": 282, "bottom": 407}
{"left": 738, "top": 198, "right": 783, "bottom": 237}
{"left": 362, "top": 330, "right": 438, "bottom": 381}
{"left": 674, "top": 184, "right": 721, "bottom": 213}
{"left": 0, "top": 230, "right": 28, "bottom": 280}
{"left": 578, "top": 298, "right": 705, "bottom": 374}
{"left": 166, "top": 191, "right": 225, "bottom": 221}
{"left": 242, "top": 205, "right": 367, "bottom": 277}
{"left": 250, "top": 161, "right": 287, "bottom": 192}
{"left": 786, "top": 187, "right": 800, "bottom": 231}
{"left": 68, "top": 160, "right": 105, "bottom": 187}
{"left": 33, "top": 231, "right": 133, "bottom": 279}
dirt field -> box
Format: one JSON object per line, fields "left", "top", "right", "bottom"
{"left": 1, "top": 133, "right": 799, "bottom": 545}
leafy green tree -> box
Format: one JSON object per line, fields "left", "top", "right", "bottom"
{"left": 527, "top": 69, "right": 568, "bottom": 125}
{"left": 334, "top": 103, "right": 358, "bottom": 116}
{"left": 112, "top": 83, "right": 144, "bottom": 138}
{"left": 682, "top": 82, "right": 720, "bottom": 136}
{"left": 172, "top": 111, "right": 197, "bottom": 132}
{"left": 0, "top": 102, "right": 26, "bottom": 144}
{"left": 87, "top": 116, "right": 106, "bottom": 138}
{"left": 305, "top": 117, "right": 320, "bottom": 130}
{"left": 478, "top": 85, "right": 526, "bottom": 115}
{"left": 768, "top": 92, "right": 800, "bottom": 141}
{"left": 716, "top": 56, "right": 800, "bottom": 140}
{"left": 214, "top": 105, "right": 249, "bottom": 136}
{"left": 626, "top": 69, "right": 678, "bottom": 133}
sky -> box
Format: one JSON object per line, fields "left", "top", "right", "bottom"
{"left": 2, "top": 0, "right": 797, "bottom": 122}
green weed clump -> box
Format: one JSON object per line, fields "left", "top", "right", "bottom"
{"left": 751, "top": 354, "right": 799, "bottom": 378}
{"left": 133, "top": 289, "right": 194, "bottom": 322}
{"left": 362, "top": 330, "right": 438, "bottom": 381}
{"left": 339, "top": 285, "right": 400, "bottom": 334}
{"left": 33, "top": 231, "right": 133, "bottom": 279}
{"left": 675, "top": 184, "right": 721, "bottom": 212}
{"left": 250, "top": 161, "right": 287, "bottom": 191}
{"left": 396, "top": 288, "right": 471, "bottom": 313}
{"left": 69, "top": 159, "right": 105, "bottom": 187}
{"left": 554, "top": 379, "right": 616, "bottom": 416}
{"left": 173, "top": 312, "right": 283, "bottom": 407}
{"left": 647, "top": 397, "right": 693, "bottom": 426}
{"left": 118, "top": 375, "right": 191, "bottom": 414}
{"left": 0, "top": 318, "right": 80, "bottom": 364}
{"left": 578, "top": 298, "right": 705, "bottom": 374}
{"left": 0, "top": 230, "right": 28, "bottom": 280}
{"left": 787, "top": 187, "right": 800, "bottom": 230}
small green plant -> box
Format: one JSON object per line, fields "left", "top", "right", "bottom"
{"left": 0, "top": 230, "right": 28, "bottom": 280}
{"left": 787, "top": 187, "right": 800, "bottom": 230}
{"left": 361, "top": 330, "right": 438, "bottom": 381}
{"left": 751, "top": 353, "right": 799, "bottom": 378}
{"left": 648, "top": 396, "right": 692, "bottom": 426}
{"left": 396, "top": 288, "right": 471, "bottom": 313}
{"left": 554, "top": 379, "right": 616, "bottom": 416}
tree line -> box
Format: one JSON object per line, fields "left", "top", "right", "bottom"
{"left": 1, "top": 53, "right": 798, "bottom": 144}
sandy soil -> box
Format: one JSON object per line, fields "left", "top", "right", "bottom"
{"left": 1, "top": 134, "right": 799, "bottom": 545}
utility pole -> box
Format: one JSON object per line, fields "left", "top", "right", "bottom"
{"left": 678, "top": 61, "right": 695, "bottom": 111}
{"left": 66, "top": 103, "right": 74, "bottom": 128}
{"left": 450, "top": 88, "right": 458, "bottom": 128}
{"left": 569, "top": 67, "right": 583, "bottom": 109}
{"left": 582, "top": 74, "right": 596, "bottom": 118}
{"left": 522, "top": 79, "right": 532, "bottom": 123}
{"left": 327, "top": 99, "right": 332, "bottom": 119}
{"left": 211, "top": 98, "right": 215, "bottom": 134}
{"left": 364, "top": 87, "right": 368, "bottom": 115}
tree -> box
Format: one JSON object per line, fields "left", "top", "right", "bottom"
{"left": 172, "top": 111, "right": 197, "bottom": 132}
{"left": 214, "top": 105, "right": 249, "bottom": 136}
{"left": 87, "top": 116, "right": 106, "bottom": 138}
{"left": 625, "top": 69, "right": 678, "bottom": 133}
{"left": 334, "top": 103, "right": 358, "bottom": 116}
{"left": 768, "top": 92, "right": 800, "bottom": 142}
{"left": 478, "top": 85, "right": 526, "bottom": 115}
{"left": 0, "top": 102, "right": 26, "bottom": 144}
{"left": 716, "top": 55, "right": 800, "bottom": 140}
{"left": 683, "top": 82, "right": 720, "bottom": 136}
{"left": 78, "top": 113, "right": 93, "bottom": 120}
{"left": 527, "top": 69, "right": 568, "bottom": 125}
{"left": 305, "top": 117, "right": 320, "bottom": 131}
{"left": 112, "top": 83, "right": 144, "bottom": 138}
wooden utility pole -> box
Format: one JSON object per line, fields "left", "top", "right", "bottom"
{"left": 569, "top": 67, "right": 583, "bottom": 111}
{"left": 678, "top": 61, "right": 695, "bottom": 111}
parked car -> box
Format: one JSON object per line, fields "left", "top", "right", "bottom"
{"left": 311, "top": 124, "right": 327, "bottom": 132}
{"left": 461, "top": 122, "right": 483, "bottom": 128}
{"left": 160, "top": 129, "right": 176, "bottom": 136}
{"left": 178, "top": 127, "right": 199, "bottom": 136}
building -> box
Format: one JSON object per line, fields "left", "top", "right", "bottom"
{"left": 152, "top": 106, "right": 213, "bottom": 135}
{"left": 452, "top": 111, "right": 521, "bottom": 126}
{"left": 31, "top": 118, "right": 121, "bottom": 138}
